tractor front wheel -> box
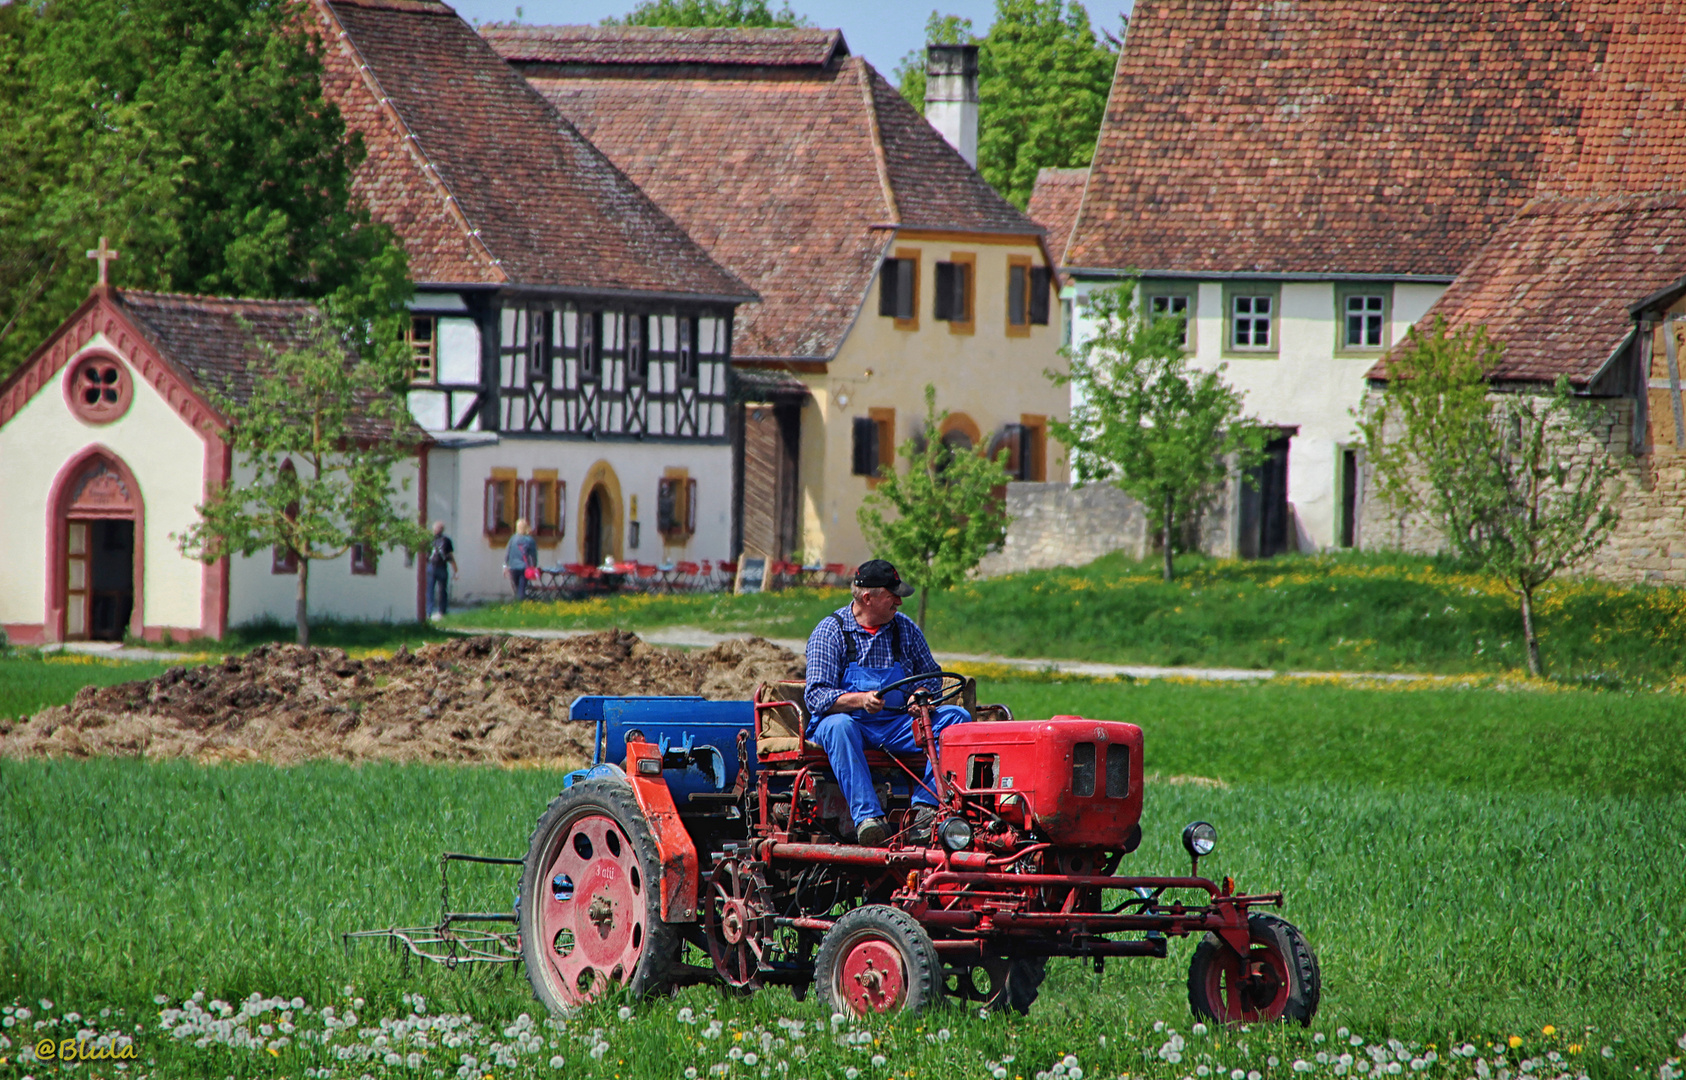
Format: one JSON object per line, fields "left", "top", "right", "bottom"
{"left": 814, "top": 906, "right": 943, "bottom": 1018}
{"left": 518, "top": 777, "right": 679, "bottom": 1013}
{"left": 1187, "top": 913, "right": 1320, "bottom": 1026}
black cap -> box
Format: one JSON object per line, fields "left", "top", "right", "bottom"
{"left": 853, "top": 559, "right": 914, "bottom": 597}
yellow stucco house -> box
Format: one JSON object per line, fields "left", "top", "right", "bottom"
{"left": 484, "top": 27, "right": 1068, "bottom": 566}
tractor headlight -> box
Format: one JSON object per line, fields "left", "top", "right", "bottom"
{"left": 1182, "top": 821, "right": 1217, "bottom": 858}
{"left": 938, "top": 816, "right": 974, "bottom": 851}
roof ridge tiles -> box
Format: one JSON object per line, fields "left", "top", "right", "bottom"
{"left": 117, "top": 289, "right": 320, "bottom": 311}
{"left": 480, "top": 23, "right": 847, "bottom": 68}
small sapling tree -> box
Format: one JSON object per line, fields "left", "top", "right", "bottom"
{"left": 858, "top": 384, "right": 1013, "bottom": 627}
{"left": 177, "top": 318, "right": 429, "bottom": 645}
{"left": 1359, "top": 318, "right": 1621, "bottom": 677}
{"left": 1049, "top": 281, "right": 1264, "bottom": 582}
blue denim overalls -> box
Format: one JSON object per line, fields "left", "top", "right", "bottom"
{"left": 808, "top": 613, "right": 969, "bottom": 827}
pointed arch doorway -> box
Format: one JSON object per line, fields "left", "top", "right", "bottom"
{"left": 51, "top": 449, "right": 144, "bottom": 641}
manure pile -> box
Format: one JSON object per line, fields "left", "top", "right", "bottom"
{"left": 0, "top": 631, "right": 803, "bottom": 767}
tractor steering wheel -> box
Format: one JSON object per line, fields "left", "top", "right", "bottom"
{"left": 870, "top": 670, "right": 970, "bottom": 710}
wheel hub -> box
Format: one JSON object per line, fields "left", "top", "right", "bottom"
{"left": 536, "top": 813, "right": 648, "bottom": 1006}
{"left": 704, "top": 859, "right": 773, "bottom": 988}
{"left": 839, "top": 939, "right": 905, "bottom": 1014}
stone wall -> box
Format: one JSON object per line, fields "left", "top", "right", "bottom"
{"left": 1356, "top": 389, "right": 1686, "bottom": 583}
{"left": 976, "top": 477, "right": 1242, "bottom": 577}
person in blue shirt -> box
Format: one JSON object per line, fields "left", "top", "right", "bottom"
{"left": 805, "top": 559, "right": 971, "bottom": 847}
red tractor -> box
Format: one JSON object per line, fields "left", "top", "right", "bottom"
{"left": 518, "top": 677, "right": 1319, "bottom": 1022}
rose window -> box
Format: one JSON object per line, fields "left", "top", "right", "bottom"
{"left": 65, "top": 355, "right": 132, "bottom": 423}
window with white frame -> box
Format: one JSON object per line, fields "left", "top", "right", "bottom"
{"left": 1344, "top": 293, "right": 1386, "bottom": 348}
{"left": 1231, "top": 294, "right": 1273, "bottom": 349}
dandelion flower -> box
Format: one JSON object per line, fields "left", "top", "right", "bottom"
{"left": 1542, "top": 1028, "right": 1555, "bottom": 1038}
{"left": 1509, "top": 1038, "right": 1524, "bottom": 1050}
{"left": 1568, "top": 1046, "right": 1582, "bottom": 1055}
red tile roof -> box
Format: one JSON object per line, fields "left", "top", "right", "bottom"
{"left": 1067, "top": 0, "right": 1654, "bottom": 278}
{"left": 118, "top": 290, "right": 413, "bottom": 437}
{"left": 483, "top": 24, "right": 847, "bottom": 67}
{"left": 482, "top": 26, "right": 1041, "bottom": 361}
{"left": 1369, "top": 195, "right": 1686, "bottom": 386}
{"left": 1027, "top": 167, "right": 1087, "bottom": 272}
{"left": 312, "top": 0, "right": 753, "bottom": 302}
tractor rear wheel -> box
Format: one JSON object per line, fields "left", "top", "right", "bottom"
{"left": 518, "top": 777, "right": 679, "bottom": 1013}
{"left": 948, "top": 957, "right": 1048, "bottom": 1015}
{"left": 1187, "top": 913, "right": 1320, "bottom": 1026}
{"left": 814, "top": 905, "right": 943, "bottom": 1018}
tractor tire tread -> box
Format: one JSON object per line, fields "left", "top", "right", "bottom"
{"left": 518, "top": 777, "right": 681, "bottom": 1014}
{"left": 1187, "top": 912, "right": 1320, "bottom": 1027}
{"left": 814, "top": 905, "right": 943, "bottom": 1017}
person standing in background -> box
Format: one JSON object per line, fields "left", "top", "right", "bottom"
{"left": 426, "top": 521, "right": 457, "bottom": 619}
{"left": 505, "top": 518, "right": 538, "bottom": 601}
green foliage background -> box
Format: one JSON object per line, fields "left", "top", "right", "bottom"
{"left": 0, "top": 0, "right": 410, "bottom": 379}
{"left": 603, "top": 0, "right": 810, "bottom": 27}
{"left": 895, "top": 1, "right": 1120, "bottom": 207}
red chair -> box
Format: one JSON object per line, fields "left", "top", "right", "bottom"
{"left": 674, "top": 561, "right": 701, "bottom": 591}
{"left": 635, "top": 563, "right": 661, "bottom": 592}
{"left": 824, "top": 562, "right": 848, "bottom": 587}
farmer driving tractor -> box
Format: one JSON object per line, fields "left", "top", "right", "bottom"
{"left": 804, "top": 559, "right": 972, "bottom": 847}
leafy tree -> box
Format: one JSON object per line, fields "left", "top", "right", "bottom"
{"left": 176, "top": 320, "right": 429, "bottom": 646}
{"left": 604, "top": 0, "right": 811, "bottom": 28}
{"left": 1359, "top": 319, "right": 1622, "bottom": 677}
{"left": 895, "top": 0, "right": 1120, "bottom": 207}
{"left": 1049, "top": 282, "right": 1264, "bottom": 583}
{"left": 0, "top": 0, "right": 410, "bottom": 380}
{"left": 858, "top": 385, "right": 1013, "bottom": 627}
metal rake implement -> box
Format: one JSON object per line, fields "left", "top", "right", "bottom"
{"left": 342, "top": 852, "right": 524, "bottom": 969}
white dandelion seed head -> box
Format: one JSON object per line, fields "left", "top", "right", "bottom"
{"left": 1064, "top": 1056, "right": 1079, "bottom": 1069}
{"left": 1295, "top": 1062, "right": 1316, "bottom": 1074}
{"left": 871, "top": 1054, "right": 886, "bottom": 1068}
{"left": 1070, "top": 1068, "right": 1084, "bottom": 1080}
{"left": 1157, "top": 1022, "right": 1168, "bottom": 1034}
{"left": 685, "top": 1070, "right": 698, "bottom": 1080}
{"left": 1353, "top": 1037, "right": 1366, "bottom": 1047}
{"left": 1270, "top": 1057, "right": 1282, "bottom": 1068}
{"left": 1193, "top": 1024, "right": 1209, "bottom": 1037}
{"left": 846, "top": 1068, "right": 860, "bottom": 1080}
{"left": 1339, "top": 1029, "right": 1351, "bottom": 1040}
{"left": 730, "top": 1046, "right": 744, "bottom": 1060}
{"left": 1199, "top": 1067, "right": 1212, "bottom": 1077}
{"left": 1250, "top": 1070, "right": 1262, "bottom": 1080}
{"left": 550, "top": 1056, "right": 565, "bottom": 1069}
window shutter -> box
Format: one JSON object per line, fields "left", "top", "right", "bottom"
{"left": 852, "top": 417, "right": 879, "bottom": 476}
{"left": 878, "top": 259, "right": 899, "bottom": 317}
{"left": 484, "top": 478, "right": 499, "bottom": 535}
{"left": 658, "top": 477, "right": 678, "bottom": 534}
{"left": 557, "top": 481, "right": 567, "bottom": 538}
{"left": 686, "top": 478, "right": 697, "bottom": 534}
{"left": 895, "top": 259, "right": 914, "bottom": 319}
{"left": 1008, "top": 265, "right": 1028, "bottom": 326}
{"left": 1030, "top": 267, "right": 1051, "bottom": 325}
{"left": 934, "top": 263, "right": 956, "bottom": 321}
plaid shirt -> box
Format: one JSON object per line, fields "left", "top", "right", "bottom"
{"left": 805, "top": 605, "right": 940, "bottom": 719}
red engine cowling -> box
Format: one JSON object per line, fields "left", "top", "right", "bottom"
{"left": 939, "top": 717, "right": 1144, "bottom": 847}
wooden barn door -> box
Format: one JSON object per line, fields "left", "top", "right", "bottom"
{"left": 740, "top": 403, "right": 799, "bottom": 560}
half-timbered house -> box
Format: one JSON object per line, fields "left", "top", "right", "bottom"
{"left": 482, "top": 27, "right": 1067, "bottom": 567}
{"left": 314, "top": 0, "right": 756, "bottom": 601}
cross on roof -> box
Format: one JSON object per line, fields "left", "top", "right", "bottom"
{"left": 86, "top": 236, "right": 119, "bottom": 286}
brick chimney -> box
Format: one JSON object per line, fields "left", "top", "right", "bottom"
{"left": 924, "top": 43, "right": 979, "bottom": 167}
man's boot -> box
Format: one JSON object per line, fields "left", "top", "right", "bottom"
{"left": 855, "top": 816, "right": 889, "bottom": 847}
{"left": 907, "top": 805, "right": 938, "bottom": 845}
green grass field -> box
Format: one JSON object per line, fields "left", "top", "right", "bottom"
{"left": 2, "top": 670, "right": 1682, "bottom": 1080}
{"left": 0, "top": 654, "right": 175, "bottom": 722}
{"left": 447, "top": 552, "right": 1686, "bottom": 683}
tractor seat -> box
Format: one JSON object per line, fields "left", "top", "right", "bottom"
{"left": 752, "top": 682, "right": 934, "bottom": 773}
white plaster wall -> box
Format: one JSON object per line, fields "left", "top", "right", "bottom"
{"left": 0, "top": 333, "right": 207, "bottom": 630}
{"left": 1072, "top": 278, "right": 1449, "bottom": 551}
{"left": 800, "top": 236, "right": 1069, "bottom": 566}
{"left": 224, "top": 457, "right": 423, "bottom": 628}
{"left": 430, "top": 439, "right": 736, "bottom": 604}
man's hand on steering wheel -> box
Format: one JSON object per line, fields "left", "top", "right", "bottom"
{"left": 872, "top": 670, "right": 970, "bottom": 709}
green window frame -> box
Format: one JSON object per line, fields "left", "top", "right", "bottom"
{"left": 1142, "top": 282, "right": 1198, "bottom": 352}
{"left": 1334, "top": 284, "right": 1392, "bottom": 356}
{"left": 1223, "top": 283, "right": 1281, "bottom": 357}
